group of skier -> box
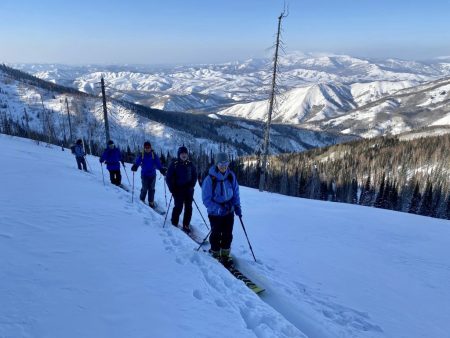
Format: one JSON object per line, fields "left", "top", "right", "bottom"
{"left": 71, "top": 140, "right": 242, "bottom": 263}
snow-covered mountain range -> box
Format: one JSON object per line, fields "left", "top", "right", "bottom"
{"left": 0, "top": 65, "right": 351, "bottom": 156}
{"left": 12, "top": 52, "right": 450, "bottom": 139}
{"left": 218, "top": 77, "right": 450, "bottom": 137}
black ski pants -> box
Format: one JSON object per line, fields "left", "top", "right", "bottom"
{"left": 76, "top": 156, "right": 87, "bottom": 171}
{"left": 140, "top": 175, "right": 156, "bottom": 203}
{"left": 109, "top": 169, "right": 121, "bottom": 186}
{"left": 171, "top": 188, "right": 194, "bottom": 227}
{"left": 208, "top": 213, "right": 234, "bottom": 252}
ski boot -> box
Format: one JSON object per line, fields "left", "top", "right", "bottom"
{"left": 219, "top": 249, "right": 234, "bottom": 268}
{"left": 208, "top": 249, "right": 220, "bottom": 259}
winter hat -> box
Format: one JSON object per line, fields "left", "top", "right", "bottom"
{"left": 177, "top": 146, "right": 188, "bottom": 157}
{"left": 76, "top": 139, "right": 82, "bottom": 145}
{"left": 107, "top": 140, "right": 114, "bottom": 145}
{"left": 144, "top": 141, "right": 151, "bottom": 148}
{"left": 215, "top": 152, "right": 229, "bottom": 164}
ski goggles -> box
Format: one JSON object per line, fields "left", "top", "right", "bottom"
{"left": 217, "top": 161, "right": 229, "bottom": 168}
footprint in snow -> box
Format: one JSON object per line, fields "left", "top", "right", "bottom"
{"left": 193, "top": 289, "right": 203, "bottom": 300}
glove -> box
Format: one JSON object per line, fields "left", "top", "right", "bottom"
{"left": 131, "top": 164, "right": 138, "bottom": 172}
{"left": 99, "top": 159, "right": 104, "bottom": 164}
{"left": 234, "top": 206, "right": 242, "bottom": 217}
{"left": 160, "top": 167, "right": 168, "bottom": 176}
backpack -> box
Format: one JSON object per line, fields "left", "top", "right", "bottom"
{"left": 210, "top": 172, "right": 234, "bottom": 194}
{"left": 70, "top": 145, "right": 76, "bottom": 155}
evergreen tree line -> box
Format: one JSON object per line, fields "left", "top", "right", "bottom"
{"left": 232, "top": 135, "right": 450, "bottom": 220}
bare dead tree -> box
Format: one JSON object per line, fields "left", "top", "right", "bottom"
{"left": 259, "top": 10, "right": 288, "bottom": 191}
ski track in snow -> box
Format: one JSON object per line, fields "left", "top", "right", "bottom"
{"left": 131, "top": 200, "right": 306, "bottom": 338}
{"left": 71, "top": 163, "right": 307, "bottom": 337}
{"left": 108, "top": 173, "right": 381, "bottom": 338}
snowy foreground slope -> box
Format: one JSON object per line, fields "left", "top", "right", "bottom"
{"left": 1, "top": 135, "right": 450, "bottom": 338}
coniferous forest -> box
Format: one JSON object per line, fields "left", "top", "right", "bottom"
{"left": 230, "top": 134, "right": 450, "bottom": 220}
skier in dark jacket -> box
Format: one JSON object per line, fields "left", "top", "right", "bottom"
{"left": 99, "top": 140, "right": 124, "bottom": 186}
{"left": 202, "top": 152, "right": 241, "bottom": 264}
{"left": 131, "top": 141, "right": 166, "bottom": 208}
{"left": 72, "top": 139, "right": 87, "bottom": 171}
{"left": 166, "top": 146, "right": 197, "bottom": 233}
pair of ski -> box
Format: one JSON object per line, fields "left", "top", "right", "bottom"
{"left": 174, "top": 224, "right": 265, "bottom": 294}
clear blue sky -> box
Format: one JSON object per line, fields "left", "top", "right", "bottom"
{"left": 1, "top": 0, "right": 449, "bottom": 64}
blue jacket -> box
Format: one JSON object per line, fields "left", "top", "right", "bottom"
{"left": 202, "top": 165, "right": 241, "bottom": 216}
{"left": 73, "top": 144, "right": 85, "bottom": 158}
{"left": 134, "top": 150, "right": 162, "bottom": 178}
{"left": 166, "top": 158, "right": 197, "bottom": 193}
{"left": 100, "top": 147, "right": 123, "bottom": 171}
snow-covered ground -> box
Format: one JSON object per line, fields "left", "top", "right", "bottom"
{"left": 1, "top": 134, "right": 450, "bottom": 338}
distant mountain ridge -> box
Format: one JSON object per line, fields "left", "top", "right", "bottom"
{"left": 10, "top": 52, "right": 450, "bottom": 139}
{"left": 12, "top": 52, "right": 450, "bottom": 112}
{"left": 0, "top": 64, "right": 353, "bottom": 157}
{"left": 217, "top": 77, "right": 450, "bottom": 137}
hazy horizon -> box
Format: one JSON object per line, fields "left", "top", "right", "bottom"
{"left": 2, "top": 0, "right": 450, "bottom": 64}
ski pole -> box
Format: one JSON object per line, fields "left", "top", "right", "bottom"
{"left": 163, "top": 194, "right": 173, "bottom": 228}
{"left": 164, "top": 179, "right": 168, "bottom": 207}
{"left": 193, "top": 198, "right": 210, "bottom": 231}
{"left": 238, "top": 216, "right": 257, "bottom": 262}
{"left": 100, "top": 163, "right": 105, "bottom": 186}
{"left": 196, "top": 229, "right": 212, "bottom": 251}
{"left": 123, "top": 164, "right": 131, "bottom": 186}
{"left": 132, "top": 172, "right": 135, "bottom": 203}
{"left": 84, "top": 156, "right": 92, "bottom": 172}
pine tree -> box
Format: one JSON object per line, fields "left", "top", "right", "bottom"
{"left": 446, "top": 194, "right": 450, "bottom": 220}
{"left": 419, "top": 182, "right": 433, "bottom": 217}
{"left": 375, "top": 173, "right": 386, "bottom": 208}
{"left": 408, "top": 182, "right": 421, "bottom": 214}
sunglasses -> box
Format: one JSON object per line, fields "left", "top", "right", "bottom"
{"left": 144, "top": 146, "right": 151, "bottom": 149}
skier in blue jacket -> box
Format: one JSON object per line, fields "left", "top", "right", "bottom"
{"left": 72, "top": 139, "right": 87, "bottom": 171}
{"left": 131, "top": 141, "right": 166, "bottom": 208}
{"left": 99, "top": 140, "right": 124, "bottom": 186}
{"left": 202, "top": 152, "right": 242, "bottom": 263}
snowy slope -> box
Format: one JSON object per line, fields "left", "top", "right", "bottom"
{"left": 2, "top": 134, "right": 450, "bottom": 338}
{"left": 0, "top": 135, "right": 304, "bottom": 338}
